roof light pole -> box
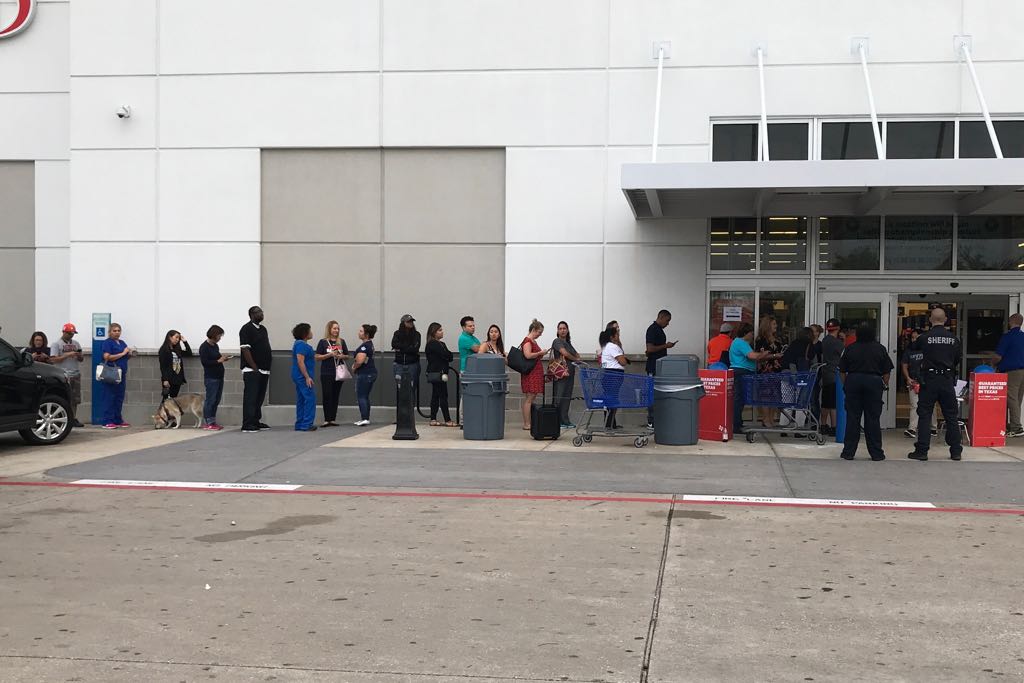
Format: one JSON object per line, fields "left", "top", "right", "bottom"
{"left": 956, "top": 35, "right": 1003, "bottom": 159}
{"left": 851, "top": 37, "right": 885, "bottom": 160}
{"left": 651, "top": 41, "right": 671, "bottom": 162}
{"left": 755, "top": 45, "right": 769, "bottom": 161}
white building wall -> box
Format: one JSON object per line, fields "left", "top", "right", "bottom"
{"left": 3, "top": 1, "right": 1024, "bottom": 352}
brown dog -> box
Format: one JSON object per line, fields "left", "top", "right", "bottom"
{"left": 153, "top": 394, "right": 204, "bottom": 429}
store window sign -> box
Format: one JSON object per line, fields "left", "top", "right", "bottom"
{"left": 0, "top": 0, "right": 35, "bottom": 40}
{"left": 722, "top": 306, "right": 743, "bottom": 322}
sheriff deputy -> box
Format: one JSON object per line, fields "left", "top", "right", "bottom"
{"left": 907, "top": 307, "right": 962, "bottom": 461}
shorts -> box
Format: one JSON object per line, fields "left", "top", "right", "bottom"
{"left": 821, "top": 383, "right": 836, "bottom": 409}
{"left": 66, "top": 374, "right": 82, "bottom": 405}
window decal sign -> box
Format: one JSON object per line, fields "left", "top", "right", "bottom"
{"left": 0, "top": 0, "right": 35, "bottom": 40}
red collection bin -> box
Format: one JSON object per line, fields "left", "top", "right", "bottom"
{"left": 698, "top": 369, "right": 733, "bottom": 441}
{"left": 968, "top": 372, "right": 1008, "bottom": 447}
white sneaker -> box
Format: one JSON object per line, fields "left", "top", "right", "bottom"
{"left": 354, "top": 419, "right": 370, "bottom": 427}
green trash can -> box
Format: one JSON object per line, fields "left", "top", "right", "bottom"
{"left": 460, "top": 354, "right": 508, "bottom": 440}
{"left": 653, "top": 355, "right": 706, "bottom": 445}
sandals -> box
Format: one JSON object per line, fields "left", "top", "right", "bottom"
{"left": 445, "top": 421, "right": 456, "bottom": 428}
{"left": 429, "top": 420, "right": 441, "bottom": 426}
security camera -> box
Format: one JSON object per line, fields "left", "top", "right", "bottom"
{"left": 950, "top": 281, "right": 959, "bottom": 289}
{"left": 116, "top": 105, "right": 132, "bottom": 120}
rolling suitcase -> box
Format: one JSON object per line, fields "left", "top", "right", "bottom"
{"left": 530, "top": 382, "right": 561, "bottom": 440}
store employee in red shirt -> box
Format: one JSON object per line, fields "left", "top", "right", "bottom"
{"left": 707, "top": 323, "right": 733, "bottom": 367}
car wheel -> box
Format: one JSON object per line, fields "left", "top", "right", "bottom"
{"left": 19, "top": 396, "right": 73, "bottom": 446}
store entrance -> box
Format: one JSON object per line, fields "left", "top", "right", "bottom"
{"left": 893, "top": 294, "right": 1012, "bottom": 428}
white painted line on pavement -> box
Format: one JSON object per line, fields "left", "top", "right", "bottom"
{"left": 72, "top": 479, "right": 302, "bottom": 491}
{"left": 681, "top": 494, "right": 936, "bottom": 509}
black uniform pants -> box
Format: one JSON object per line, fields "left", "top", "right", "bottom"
{"left": 242, "top": 371, "right": 270, "bottom": 430}
{"left": 915, "top": 374, "right": 962, "bottom": 456}
{"left": 842, "top": 373, "right": 885, "bottom": 458}
{"left": 321, "top": 376, "right": 343, "bottom": 423}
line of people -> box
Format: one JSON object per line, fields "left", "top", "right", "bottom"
{"left": 23, "top": 307, "right": 682, "bottom": 435}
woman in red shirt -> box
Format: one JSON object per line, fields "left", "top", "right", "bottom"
{"left": 520, "top": 319, "right": 549, "bottom": 430}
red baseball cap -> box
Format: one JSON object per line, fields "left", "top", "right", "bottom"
{"left": 62, "top": 323, "right": 77, "bottom": 334}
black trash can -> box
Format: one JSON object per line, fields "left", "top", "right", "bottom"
{"left": 653, "top": 355, "right": 706, "bottom": 445}
{"left": 460, "top": 354, "right": 508, "bottom": 440}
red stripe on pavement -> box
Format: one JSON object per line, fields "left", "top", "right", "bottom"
{"left": 1, "top": 480, "right": 1023, "bottom": 515}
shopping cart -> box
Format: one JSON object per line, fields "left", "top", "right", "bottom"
{"left": 739, "top": 366, "right": 825, "bottom": 445}
{"left": 573, "top": 367, "right": 655, "bottom": 448}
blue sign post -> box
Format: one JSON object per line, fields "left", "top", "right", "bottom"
{"left": 90, "top": 313, "right": 111, "bottom": 426}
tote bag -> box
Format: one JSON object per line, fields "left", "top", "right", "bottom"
{"left": 335, "top": 361, "right": 353, "bottom": 381}
{"left": 96, "top": 362, "right": 122, "bottom": 385}
{"left": 507, "top": 346, "right": 537, "bottom": 375}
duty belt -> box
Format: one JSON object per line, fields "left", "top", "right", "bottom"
{"left": 924, "top": 368, "right": 953, "bottom": 376}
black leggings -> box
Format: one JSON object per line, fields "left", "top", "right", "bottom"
{"left": 321, "top": 376, "right": 343, "bottom": 422}
{"left": 430, "top": 380, "right": 451, "bottom": 422}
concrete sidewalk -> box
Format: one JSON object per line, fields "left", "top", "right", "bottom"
{"left": 331, "top": 422, "right": 1024, "bottom": 463}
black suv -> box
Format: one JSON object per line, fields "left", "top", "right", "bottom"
{"left": 0, "top": 336, "right": 74, "bottom": 445}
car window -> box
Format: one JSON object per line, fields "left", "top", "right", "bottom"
{"left": 0, "top": 341, "right": 20, "bottom": 370}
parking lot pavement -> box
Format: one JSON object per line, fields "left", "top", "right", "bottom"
{"left": 0, "top": 487, "right": 667, "bottom": 682}
{"left": 1, "top": 486, "right": 1021, "bottom": 682}
{"left": 648, "top": 503, "right": 1024, "bottom": 682}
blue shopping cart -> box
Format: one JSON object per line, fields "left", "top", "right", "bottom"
{"left": 573, "top": 367, "right": 655, "bottom": 448}
{"left": 739, "top": 367, "right": 825, "bottom": 444}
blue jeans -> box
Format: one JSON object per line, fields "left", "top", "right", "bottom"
{"left": 101, "top": 370, "right": 127, "bottom": 425}
{"left": 203, "top": 377, "right": 224, "bottom": 425}
{"left": 356, "top": 368, "right": 378, "bottom": 421}
{"left": 293, "top": 377, "right": 317, "bottom": 430}
{"left": 732, "top": 368, "right": 753, "bottom": 433}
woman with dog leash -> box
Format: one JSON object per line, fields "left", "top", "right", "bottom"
{"left": 159, "top": 330, "right": 193, "bottom": 399}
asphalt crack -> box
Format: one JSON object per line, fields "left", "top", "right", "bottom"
{"left": 639, "top": 494, "right": 676, "bottom": 682}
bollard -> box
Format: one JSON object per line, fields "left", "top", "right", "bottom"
{"left": 393, "top": 371, "right": 419, "bottom": 441}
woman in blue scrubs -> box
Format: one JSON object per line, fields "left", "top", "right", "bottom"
{"left": 291, "top": 323, "right": 317, "bottom": 432}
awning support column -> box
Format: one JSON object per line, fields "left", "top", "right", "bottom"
{"left": 651, "top": 42, "right": 670, "bottom": 163}
{"left": 852, "top": 38, "right": 885, "bottom": 160}
{"left": 756, "top": 45, "right": 770, "bottom": 161}
{"left": 957, "top": 35, "right": 1003, "bottom": 159}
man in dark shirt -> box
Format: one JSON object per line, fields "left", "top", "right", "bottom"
{"left": 908, "top": 307, "right": 963, "bottom": 461}
{"left": 992, "top": 313, "right": 1024, "bottom": 437}
{"left": 645, "top": 310, "right": 677, "bottom": 427}
{"left": 239, "top": 305, "right": 273, "bottom": 433}
{"left": 838, "top": 323, "right": 893, "bottom": 461}
{"left": 900, "top": 328, "right": 937, "bottom": 439}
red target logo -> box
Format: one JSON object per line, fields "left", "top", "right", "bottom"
{"left": 0, "top": 0, "right": 36, "bottom": 39}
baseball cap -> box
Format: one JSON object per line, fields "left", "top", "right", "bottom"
{"left": 825, "top": 318, "right": 841, "bottom": 331}
{"left": 400, "top": 314, "right": 415, "bottom": 323}
{"left": 719, "top": 323, "right": 733, "bottom": 333}
{"left": 62, "top": 323, "right": 77, "bottom": 334}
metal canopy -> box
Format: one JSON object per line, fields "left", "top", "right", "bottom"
{"left": 621, "top": 159, "right": 1024, "bottom": 219}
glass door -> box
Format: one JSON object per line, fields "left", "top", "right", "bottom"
{"left": 819, "top": 293, "right": 896, "bottom": 428}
